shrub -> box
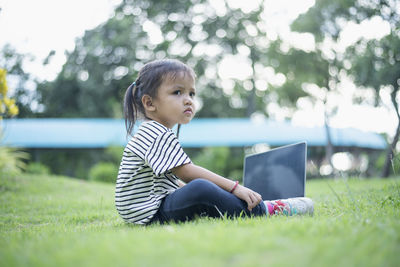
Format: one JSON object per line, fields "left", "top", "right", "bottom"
{"left": 193, "top": 147, "right": 230, "bottom": 176}
{"left": 0, "top": 68, "right": 19, "bottom": 119}
{"left": 25, "top": 162, "right": 50, "bottom": 175}
{"left": 375, "top": 151, "right": 400, "bottom": 177}
{"left": 105, "top": 145, "right": 124, "bottom": 164}
{"left": 88, "top": 162, "right": 118, "bottom": 183}
{"left": 192, "top": 147, "right": 244, "bottom": 181}
{"left": 0, "top": 146, "right": 29, "bottom": 176}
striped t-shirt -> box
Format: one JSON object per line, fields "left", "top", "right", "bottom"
{"left": 115, "top": 120, "right": 191, "bottom": 225}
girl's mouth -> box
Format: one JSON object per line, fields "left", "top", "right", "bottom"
{"left": 184, "top": 108, "right": 193, "bottom": 115}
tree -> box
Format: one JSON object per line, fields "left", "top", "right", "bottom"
{"left": 291, "top": 0, "right": 399, "bottom": 177}
{"left": 31, "top": 0, "right": 284, "bottom": 178}
{"left": 0, "top": 67, "right": 29, "bottom": 177}
{"left": 37, "top": 0, "right": 270, "bottom": 119}
{"left": 0, "top": 44, "right": 36, "bottom": 118}
{"left": 0, "top": 68, "right": 19, "bottom": 119}
{"left": 263, "top": 23, "right": 342, "bottom": 172}
{"left": 347, "top": 32, "right": 400, "bottom": 177}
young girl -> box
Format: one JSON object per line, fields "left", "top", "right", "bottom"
{"left": 115, "top": 59, "right": 313, "bottom": 225}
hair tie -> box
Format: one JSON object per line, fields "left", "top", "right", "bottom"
{"left": 132, "top": 81, "right": 142, "bottom": 102}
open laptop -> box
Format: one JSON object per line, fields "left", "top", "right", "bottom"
{"left": 243, "top": 142, "right": 307, "bottom": 200}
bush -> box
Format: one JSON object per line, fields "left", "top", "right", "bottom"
{"left": 192, "top": 147, "right": 229, "bottom": 176}
{"left": 29, "top": 146, "right": 125, "bottom": 180}
{"left": 375, "top": 151, "right": 400, "bottom": 177}
{"left": 192, "top": 147, "right": 244, "bottom": 181}
{"left": 88, "top": 162, "right": 118, "bottom": 183}
{"left": 0, "top": 146, "right": 29, "bottom": 176}
{"left": 25, "top": 162, "right": 50, "bottom": 175}
{"left": 105, "top": 146, "right": 124, "bottom": 164}
{"left": 0, "top": 146, "right": 29, "bottom": 191}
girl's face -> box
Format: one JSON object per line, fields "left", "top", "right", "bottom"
{"left": 147, "top": 72, "right": 196, "bottom": 129}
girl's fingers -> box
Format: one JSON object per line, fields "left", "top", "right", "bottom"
{"left": 248, "top": 193, "right": 259, "bottom": 210}
{"left": 255, "top": 192, "right": 262, "bottom": 203}
{"left": 249, "top": 193, "right": 256, "bottom": 205}
{"left": 237, "top": 186, "right": 262, "bottom": 211}
{"left": 248, "top": 192, "right": 262, "bottom": 210}
{"left": 252, "top": 191, "right": 262, "bottom": 204}
{"left": 245, "top": 195, "right": 254, "bottom": 211}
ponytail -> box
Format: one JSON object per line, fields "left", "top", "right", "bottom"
{"left": 124, "top": 82, "right": 138, "bottom": 136}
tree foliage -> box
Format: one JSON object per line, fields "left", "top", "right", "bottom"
{"left": 264, "top": 6, "right": 344, "bottom": 171}
{"left": 5, "top": 0, "right": 399, "bottom": 178}
{"left": 273, "top": 0, "right": 400, "bottom": 176}
{"left": 0, "top": 45, "right": 37, "bottom": 118}
{"left": 0, "top": 66, "right": 29, "bottom": 178}
{"left": 0, "top": 68, "right": 18, "bottom": 119}
{"left": 38, "top": 0, "right": 270, "bottom": 118}
{"left": 347, "top": 33, "right": 400, "bottom": 177}
{"left": 293, "top": 0, "right": 399, "bottom": 177}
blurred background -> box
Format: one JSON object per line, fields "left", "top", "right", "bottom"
{"left": 0, "top": 0, "right": 399, "bottom": 182}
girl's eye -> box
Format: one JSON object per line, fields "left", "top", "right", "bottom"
{"left": 173, "top": 90, "right": 181, "bottom": 95}
{"left": 190, "top": 92, "right": 196, "bottom": 97}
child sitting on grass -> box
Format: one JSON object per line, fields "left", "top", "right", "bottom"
{"left": 115, "top": 59, "right": 314, "bottom": 225}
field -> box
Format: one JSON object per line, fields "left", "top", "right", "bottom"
{"left": 0, "top": 174, "right": 399, "bottom": 267}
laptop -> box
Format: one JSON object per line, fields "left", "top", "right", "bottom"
{"left": 243, "top": 142, "right": 307, "bottom": 200}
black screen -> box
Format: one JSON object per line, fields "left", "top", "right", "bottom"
{"left": 243, "top": 142, "right": 306, "bottom": 200}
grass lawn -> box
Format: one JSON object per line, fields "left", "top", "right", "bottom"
{"left": 0, "top": 174, "right": 399, "bottom": 267}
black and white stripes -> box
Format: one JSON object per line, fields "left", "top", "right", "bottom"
{"left": 115, "top": 120, "right": 191, "bottom": 225}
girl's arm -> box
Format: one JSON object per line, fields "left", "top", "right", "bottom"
{"left": 172, "top": 163, "right": 262, "bottom": 211}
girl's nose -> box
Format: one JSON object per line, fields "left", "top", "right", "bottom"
{"left": 184, "top": 94, "right": 193, "bottom": 105}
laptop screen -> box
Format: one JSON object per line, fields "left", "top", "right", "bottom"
{"left": 243, "top": 142, "right": 307, "bottom": 200}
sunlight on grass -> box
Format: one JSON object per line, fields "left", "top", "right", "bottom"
{"left": 0, "top": 174, "right": 399, "bottom": 267}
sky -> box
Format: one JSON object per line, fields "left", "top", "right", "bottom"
{"left": 0, "top": 0, "right": 397, "bottom": 137}
{"left": 0, "top": 0, "right": 120, "bottom": 81}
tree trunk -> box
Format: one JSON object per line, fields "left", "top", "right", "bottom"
{"left": 324, "top": 110, "right": 334, "bottom": 174}
{"left": 381, "top": 118, "right": 400, "bottom": 177}
{"left": 381, "top": 87, "right": 400, "bottom": 178}
{"left": 246, "top": 54, "right": 256, "bottom": 117}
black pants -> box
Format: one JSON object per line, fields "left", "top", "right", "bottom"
{"left": 151, "top": 179, "right": 266, "bottom": 224}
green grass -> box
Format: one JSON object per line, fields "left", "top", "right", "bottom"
{"left": 1, "top": 174, "right": 399, "bottom": 267}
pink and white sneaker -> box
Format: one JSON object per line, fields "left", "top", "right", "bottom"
{"left": 264, "top": 197, "right": 314, "bottom": 216}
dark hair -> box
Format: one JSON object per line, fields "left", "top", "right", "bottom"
{"left": 124, "top": 59, "right": 195, "bottom": 136}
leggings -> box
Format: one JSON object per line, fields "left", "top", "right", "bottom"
{"left": 150, "top": 178, "right": 266, "bottom": 224}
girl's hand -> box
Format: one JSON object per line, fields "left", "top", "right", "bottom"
{"left": 233, "top": 184, "right": 262, "bottom": 211}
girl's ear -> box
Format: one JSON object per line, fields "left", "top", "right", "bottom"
{"left": 142, "top": 94, "right": 156, "bottom": 112}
